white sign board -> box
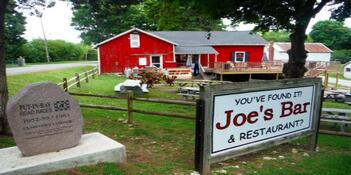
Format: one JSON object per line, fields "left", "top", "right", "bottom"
{"left": 139, "top": 57, "right": 147, "bottom": 66}
{"left": 212, "top": 86, "right": 315, "bottom": 155}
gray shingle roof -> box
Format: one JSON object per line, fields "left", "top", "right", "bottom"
{"left": 175, "top": 46, "right": 218, "bottom": 54}
{"left": 149, "top": 31, "right": 267, "bottom": 46}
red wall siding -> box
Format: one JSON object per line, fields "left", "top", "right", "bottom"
{"left": 99, "top": 32, "right": 175, "bottom": 73}
{"left": 212, "top": 45, "right": 264, "bottom": 63}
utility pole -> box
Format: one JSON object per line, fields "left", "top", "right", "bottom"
{"left": 40, "top": 14, "right": 50, "bottom": 63}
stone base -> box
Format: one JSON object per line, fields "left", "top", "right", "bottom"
{"left": 0, "top": 132, "right": 126, "bottom": 175}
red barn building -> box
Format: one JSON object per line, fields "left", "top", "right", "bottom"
{"left": 95, "top": 28, "right": 267, "bottom": 74}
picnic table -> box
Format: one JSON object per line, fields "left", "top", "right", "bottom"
{"left": 321, "top": 108, "right": 351, "bottom": 132}
{"left": 323, "top": 89, "right": 347, "bottom": 102}
{"left": 114, "top": 79, "right": 149, "bottom": 94}
{"left": 177, "top": 86, "right": 200, "bottom": 100}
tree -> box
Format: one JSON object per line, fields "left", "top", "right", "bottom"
{"left": 195, "top": 0, "right": 351, "bottom": 78}
{"left": 4, "top": 0, "right": 26, "bottom": 63}
{"left": 0, "top": 0, "right": 9, "bottom": 134}
{"left": 262, "top": 31, "right": 314, "bottom": 42}
{"left": 262, "top": 31, "right": 291, "bottom": 42}
{"left": 0, "top": 0, "right": 55, "bottom": 134}
{"left": 71, "top": 0, "right": 225, "bottom": 44}
{"left": 71, "top": 0, "right": 145, "bottom": 44}
{"left": 310, "top": 20, "right": 351, "bottom": 50}
{"left": 143, "top": 0, "right": 224, "bottom": 31}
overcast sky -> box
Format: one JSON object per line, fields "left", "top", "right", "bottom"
{"left": 23, "top": 1, "right": 351, "bottom": 43}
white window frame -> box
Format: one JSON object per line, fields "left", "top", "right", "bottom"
{"left": 235, "top": 51, "right": 245, "bottom": 62}
{"left": 150, "top": 55, "right": 163, "bottom": 68}
{"left": 130, "top": 33, "right": 140, "bottom": 48}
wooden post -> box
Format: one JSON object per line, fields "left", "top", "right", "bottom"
{"left": 75, "top": 73, "right": 81, "bottom": 88}
{"left": 85, "top": 72, "right": 89, "bottom": 83}
{"left": 220, "top": 74, "right": 223, "bottom": 81}
{"left": 92, "top": 69, "right": 96, "bottom": 79}
{"left": 276, "top": 73, "right": 279, "bottom": 80}
{"left": 335, "top": 72, "right": 339, "bottom": 89}
{"left": 63, "top": 78, "right": 68, "bottom": 92}
{"left": 127, "top": 90, "right": 134, "bottom": 124}
{"left": 324, "top": 72, "right": 329, "bottom": 88}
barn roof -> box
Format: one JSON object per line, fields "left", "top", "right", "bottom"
{"left": 274, "top": 42, "right": 333, "bottom": 53}
{"left": 174, "top": 46, "right": 218, "bottom": 54}
{"left": 149, "top": 31, "right": 267, "bottom": 46}
{"left": 94, "top": 28, "right": 267, "bottom": 48}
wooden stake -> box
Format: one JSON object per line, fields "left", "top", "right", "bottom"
{"left": 75, "top": 73, "right": 81, "bottom": 88}
{"left": 127, "top": 91, "right": 134, "bottom": 124}
{"left": 335, "top": 72, "right": 339, "bottom": 89}
{"left": 85, "top": 72, "right": 89, "bottom": 83}
{"left": 63, "top": 78, "right": 68, "bottom": 92}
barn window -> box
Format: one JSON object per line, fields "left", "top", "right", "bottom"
{"left": 346, "top": 68, "right": 351, "bottom": 72}
{"left": 130, "top": 33, "right": 140, "bottom": 48}
{"left": 235, "top": 52, "right": 245, "bottom": 62}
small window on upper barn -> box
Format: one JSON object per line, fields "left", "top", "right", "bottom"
{"left": 130, "top": 33, "right": 140, "bottom": 48}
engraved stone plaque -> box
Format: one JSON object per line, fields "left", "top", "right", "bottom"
{"left": 6, "top": 82, "right": 83, "bottom": 156}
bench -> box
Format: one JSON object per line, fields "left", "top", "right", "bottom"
{"left": 321, "top": 108, "right": 351, "bottom": 132}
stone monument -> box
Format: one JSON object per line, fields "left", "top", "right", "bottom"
{"left": 1, "top": 82, "right": 126, "bottom": 175}
{"left": 6, "top": 82, "right": 83, "bottom": 156}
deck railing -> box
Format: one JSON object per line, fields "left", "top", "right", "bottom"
{"left": 213, "top": 61, "right": 341, "bottom": 75}
{"left": 213, "top": 61, "right": 284, "bottom": 73}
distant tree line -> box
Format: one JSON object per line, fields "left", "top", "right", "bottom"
{"left": 4, "top": 0, "right": 97, "bottom": 64}
{"left": 262, "top": 20, "right": 351, "bottom": 63}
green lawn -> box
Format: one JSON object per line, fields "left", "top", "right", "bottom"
{"left": 0, "top": 67, "right": 350, "bottom": 175}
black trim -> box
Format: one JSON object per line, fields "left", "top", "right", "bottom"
{"left": 210, "top": 85, "right": 316, "bottom": 154}
{"left": 195, "top": 99, "right": 205, "bottom": 172}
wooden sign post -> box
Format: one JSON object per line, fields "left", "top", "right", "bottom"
{"left": 195, "top": 78, "right": 323, "bottom": 175}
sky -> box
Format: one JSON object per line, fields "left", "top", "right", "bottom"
{"left": 23, "top": 1, "right": 351, "bottom": 44}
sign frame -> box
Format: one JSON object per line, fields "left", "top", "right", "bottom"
{"left": 195, "top": 78, "right": 323, "bottom": 175}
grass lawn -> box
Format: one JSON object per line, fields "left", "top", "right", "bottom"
{"left": 0, "top": 67, "right": 350, "bottom": 175}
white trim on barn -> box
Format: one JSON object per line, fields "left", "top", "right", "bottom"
{"left": 93, "top": 28, "right": 178, "bottom": 48}
{"left": 97, "top": 47, "right": 101, "bottom": 74}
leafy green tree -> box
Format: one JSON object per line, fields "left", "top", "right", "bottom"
{"left": 4, "top": 0, "right": 26, "bottom": 63}
{"left": 143, "top": 0, "right": 224, "bottom": 31}
{"left": 310, "top": 20, "right": 351, "bottom": 50}
{"left": 332, "top": 49, "right": 351, "bottom": 63}
{"left": 262, "top": 31, "right": 313, "bottom": 42}
{"left": 22, "top": 39, "right": 89, "bottom": 63}
{"left": 262, "top": 31, "right": 290, "bottom": 42}
{"left": 195, "top": 0, "right": 351, "bottom": 78}
{"left": 71, "top": 0, "right": 148, "bottom": 44}
{"left": 0, "top": 0, "right": 58, "bottom": 134}
{"left": 71, "top": 0, "right": 225, "bottom": 44}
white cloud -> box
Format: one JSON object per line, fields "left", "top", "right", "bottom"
{"left": 22, "top": 1, "right": 81, "bottom": 43}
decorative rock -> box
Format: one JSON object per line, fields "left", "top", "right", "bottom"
{"left": 292, "top": 148, "right": 298, "bottom": 154}
{"left": 6, "top": 82, "right": 83, "bottom": 156}
{"left": 303, "top": 152, "right": 310, "bottom": 157}
{"left": 278, "top": 155, "right": 285, "bottom": 159}
{"left": 263, "top": 156, "right": 276, "bottom": 160}
{"left": 213, "top": 169, "right": 227, "bottom": 174}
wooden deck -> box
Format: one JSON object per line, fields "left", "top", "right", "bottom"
{"left": 211, "top": 62, "right": 283, "bottom": 81}
{"left": 210, "top": 61, "right": 341, "bottom": 81}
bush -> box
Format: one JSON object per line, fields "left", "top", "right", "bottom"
{"left": 21, "top": 39, "right": 95, "bottom": 63}
{"left": 332, "top": 50, "right": 351, "bottom": 63}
